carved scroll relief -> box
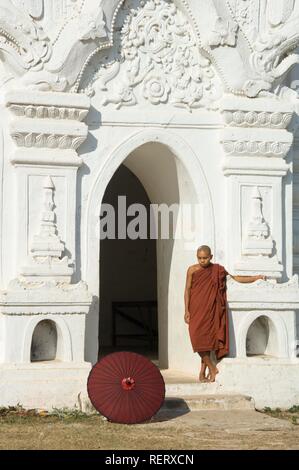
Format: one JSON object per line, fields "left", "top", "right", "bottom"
{"left": 82, "top": 0, "right": 223, "bottom": 111}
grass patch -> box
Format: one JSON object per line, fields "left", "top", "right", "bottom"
{"left": 0, "top": 405, "right": 99, "bottom": 425}
{"left": 50, "top": 407, "right": 97, "bottom": 421}
{"left": 288, "top": 405, "right": 299, "bottom": 414}
{"left": 262, "top": 405, "right": 299, "bottom": 425}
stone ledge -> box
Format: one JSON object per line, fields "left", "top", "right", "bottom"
{"left": 161, "top": 395, "right": 255, "bottom": 411}
{"left": 0, "top": 279, "right": 93, "bottom": 315}
{"left": 222, "top": 156, "right": 289, "bottom": 176}
{"left": 11, "top": 149, "right": 83, "bottom": 167}
{"left": 227, "top": 275, "right": 299, "bottom": 308}
{"left": 5, "top": 91, "right": 90, "bottom": 114}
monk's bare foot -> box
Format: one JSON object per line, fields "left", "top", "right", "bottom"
{"left": 199, "top": 374, "right": 209, "bottom": 383}
{"left": 207, "top": 367, "right": 219, "bottom": 383}
{"left": 199, "top": 362, "right": 208, "bottom": 383}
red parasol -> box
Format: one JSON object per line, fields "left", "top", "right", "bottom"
{"left": 87, "top": 351, "right": 165, "bottom": 424}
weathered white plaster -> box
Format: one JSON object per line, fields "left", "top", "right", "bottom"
{"left": 0, "top": 362, "right": 92, "bottom": 410}
{"left": 0, "top": 0, "right": 298, "bottom": 409}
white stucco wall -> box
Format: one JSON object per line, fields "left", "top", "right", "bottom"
{"left": 0, "top": 0, "right": 299, "bottom": 408}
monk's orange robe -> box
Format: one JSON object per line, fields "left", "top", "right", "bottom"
{"left": 188, "top": 263, "right": 229, "bottom": 359}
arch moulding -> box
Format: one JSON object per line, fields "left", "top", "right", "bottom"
{"left": 83, "top": 128, "right": 216, "bottom": 292}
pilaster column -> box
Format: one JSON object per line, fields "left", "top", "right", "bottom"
{"left": 5, "top": 90, "right": 89, "bottom": 280}
{"left": 220, "top": 96, "right": 294, "bottom": 279}
{"left": 0, "top": 90, "right": 93, "bottom": 368}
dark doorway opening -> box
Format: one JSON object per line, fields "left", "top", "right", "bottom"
{"left": 99, "top": 164, "right": 158, "bottom": 361}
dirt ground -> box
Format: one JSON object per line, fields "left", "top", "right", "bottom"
{"left": 0, "top": 406, "right": 299, "bottom": 450}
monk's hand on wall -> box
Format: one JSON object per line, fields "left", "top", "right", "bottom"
{"left": 184, "top": 312, "right": 190, "bottom": 324}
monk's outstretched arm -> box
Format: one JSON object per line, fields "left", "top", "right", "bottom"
{"left": 231, "top": 275, "right": 266, "bottom": 283}
{"left": 184, "top": 268, "right": 193, "bottom": 324}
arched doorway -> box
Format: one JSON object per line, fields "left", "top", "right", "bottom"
{"left": 84, "top": 130, "right": 215, "bottom": 373}
{"left": 99, "top": 164, "right": 158, "bottom": 360}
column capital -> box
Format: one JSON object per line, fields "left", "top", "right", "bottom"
{"left": 220, "top": 95, "right": 294, "bottom": 177}
{"left": 5, "top": 90, "right": 90, "bottom": 167}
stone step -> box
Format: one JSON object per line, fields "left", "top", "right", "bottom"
{"left": 165, "top": 382, "right": 220, "bottom": 396}
{"left": 160, "top": 394, "right": 255, "bottom": 412}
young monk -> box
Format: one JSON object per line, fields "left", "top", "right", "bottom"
{"left": 184, "top": 246, "right": 266, "bottom": 383}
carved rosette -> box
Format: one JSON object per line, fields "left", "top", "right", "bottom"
{"left": 208, "top": 16, "right": 239, "bottom": 47}
{"left": 222, "top": 138, "right": 292, "bottom": 159}
{"left": 8, "top": 104, "right": 89, "bottom": 121}
{"left": 223, "top": 110, "right": 293, "bottom": 129}
{"left": 10, "top": 132, "right": 87, "bottom": 151}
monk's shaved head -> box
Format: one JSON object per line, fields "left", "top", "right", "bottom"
{"left": 197, "top": 245, "right": 212, "bottom": 256}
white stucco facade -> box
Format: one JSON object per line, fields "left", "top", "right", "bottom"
{"left": 0, "top": 0, "right": 299, "bottom": 410}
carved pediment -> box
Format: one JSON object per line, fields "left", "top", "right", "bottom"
{"left": 83, "top": 0, "right": 299, "bottom": 100}
{"left": 0, "top": 0, "right": 298, "bottom": 98}
{"left": 81, "top": 0, "right": 223, "bottom": 111}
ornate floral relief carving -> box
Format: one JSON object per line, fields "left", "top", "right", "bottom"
{"left": 0, "top": 3, "right": 52, "bottom": 72}
{"left": 83, "top": 0, "right": 223, "bottom": 111}
{"left": 227, "top": 273, "right": 299, "bottom": 291}
{"left": 222, "top": 139, "right": 292, "bottom": 158}
{"left": 208, "top": 17, "right": 239, "bottom": 47}
{"left": 0, "top": 0, "right": 109, "bottom": 92}
{"left": 12, "top": 0, "right": 44, "bottom": 20}
{"left": 6, "top": 1, "right": 84, "bottom": 44}
{"left": 8, "top": 104, "right": 89, "bottom": 121}
{"left": 226, "top": 0, "right": 299, "bottom": 97}
{"left": 227, "top": 0, "right": 262, "bottom": 45}
{"left": 254, "top": 1, "right": 299, "bottom": 94}
{"left": 228, "top": 0, "right": 298, "bottom": 42}
{"left": 223, "top": 110, "right": 293, "bottom": 129}
{"left": 11, "top": 132, "right": 86, "bottom": 150}
{"left": 0, "top": 0, "right": 298, "bottom": 98}
{"left": 247, "top": 44, "right": 299, "bottom": 98}
{"left": 3, "top": 278, "right": 92, "bottom": 307}
{"left": 266, "top": 0, "right": 295, "bottom": 28}
{"left": 233, "top": 0, "right": 253, "bottom": 29}
{"left": 79, "top": 8, "right": 106, "bottom": 41}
